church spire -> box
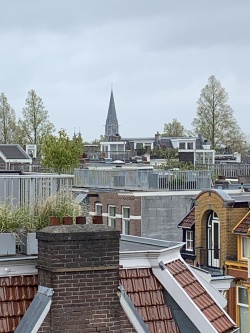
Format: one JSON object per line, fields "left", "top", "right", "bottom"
{"left": 105, "top": 89, "right": 119, "bottom": 139}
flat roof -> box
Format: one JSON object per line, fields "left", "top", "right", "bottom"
{"left": 120, "top": 235, "right": 183, "bottom": 253}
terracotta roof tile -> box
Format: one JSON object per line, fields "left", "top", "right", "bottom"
{"left": 178, "top": 208, "right": 195, "bottom": 229}
{"left": 0, "top": 275, "right": 38, "bottom": 333}
{"left": 165, "top": 259, "right": 235, "bottom": 333}
{"left": 233, "top": 210, "right": 250, "bottom": 234}
{"left": 120, "top": 268, "right": 180, "bottom": 333}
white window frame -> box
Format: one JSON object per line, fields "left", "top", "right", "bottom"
{"left": 108, "top": 205, "right": 116, "bottom": 229}
{"left": 241, "top": 236, "right": 249, "bottom": 259}
{"left": 122, "top": 207, "right": 130, "bottom": 235}
{"left": 237, "top": 286, "right": 249, "bottom": 333}
{"left": 186, "top": 230, "right": 194, "bottom": 251}
{"left": 179, "top": 142, "right": 186, "bottom": 149}
{"left": 95, "top": 202, "right": 102, "bottom": 216}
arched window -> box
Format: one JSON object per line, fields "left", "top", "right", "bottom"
{"left": 207, "top": 211, "right": 220, "bottom": 268}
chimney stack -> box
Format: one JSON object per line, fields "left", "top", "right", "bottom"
{"left": 36, "top": 224, "right": 134, "bottom": 332}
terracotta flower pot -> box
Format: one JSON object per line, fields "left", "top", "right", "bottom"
{"left": 76, "top": 216, "right": 86, "bottom": 224}
{"left": 92, "top": 216, "right": 103, "bottom": 224}
{"left": 49, "top": 216, "right": 60, "bottom": 226}
{"left": 62, "top": 216, "right": 73, "bottom": 225}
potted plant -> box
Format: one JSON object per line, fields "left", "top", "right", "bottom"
{"left": 0, "top": 203, "right": 20, "bottom": 256}
{"left": 17, "top": 205, "right": 39, "bottom": 256}
{"left": 33, "top": 191, "right": 88, "bottom": 228}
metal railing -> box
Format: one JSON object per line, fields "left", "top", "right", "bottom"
{"left": 0, "top": 174, "right": 73, "bottom": 206}
{"left": 197, "top": 163, "right": 250, "bottom": 178}
{"left": 74, "top": 168, "right": 212, "bottom": 191}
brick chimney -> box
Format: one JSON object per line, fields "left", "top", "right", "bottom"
{"left": 36, "top": 224, "right": 135, "bottom": 333}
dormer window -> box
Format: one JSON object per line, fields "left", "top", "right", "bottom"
{"left": 241, "top": 236, "right": 249, "bottom": 260}
{"left": 186, "top": 231, "right": 194, "bottom": 251}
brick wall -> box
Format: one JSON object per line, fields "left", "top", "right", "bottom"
{"left": 194, "top": 191, "right": 248, "bottom": 267}
{"left": 37, "top": 224, "right": 135, "bottom": 333}
{"left": 227, "top": 286, "right": 236, "bottom": 322}
{"left": 89, "top": 191, "right": 193, "bottom": 241}
{"left": 89, "top": 191, "right": 141, "bottom": 236}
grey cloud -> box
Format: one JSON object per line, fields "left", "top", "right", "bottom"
{"left": 0, "top": 0, "right": 250, "bottom": 140}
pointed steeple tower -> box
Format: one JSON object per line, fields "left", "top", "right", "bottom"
{"left": 105, "top": 89, "right": 119, "bottom": 139}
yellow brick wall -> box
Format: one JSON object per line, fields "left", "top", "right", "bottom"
{"left": 194, "top": 191, "right": 248, "bottom": 268}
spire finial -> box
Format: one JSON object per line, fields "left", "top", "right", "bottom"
{"left": 111, "top": 83, "right": 113, "bottom": 92}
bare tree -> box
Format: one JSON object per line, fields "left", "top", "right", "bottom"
{"left": 0, "top": 93, "right": 16, "bottom": 144}
{"left": 192, "top": 75, "right": 246, "bottom": 151}
{"left": 20, "top": 89, "right": 55, "bottom": 146}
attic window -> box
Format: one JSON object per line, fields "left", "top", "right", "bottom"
{"left": 179, "top": 142, "right": 185, "bottom": 149}
{"left": 186, "top": 230, "right": 194, "bottom": 251}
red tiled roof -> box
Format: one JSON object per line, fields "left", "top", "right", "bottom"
{"left": 178, "top": 208, "right": 195, "bottom": 229}
{"left": 165, "top": 259, "right": 235, "bottom": 333}
{"left": 120, "top": 268, "right": 180, "bottom": 333}
{"left": 233, "top": 211, "right": 250, "bottom": 234}
{"left": 0, "top": 275, "right": 37, "bottom": 333}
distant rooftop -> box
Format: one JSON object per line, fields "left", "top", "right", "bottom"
{"left": 0, "top": 144, "right": 31, "bottom": 160}
{"left": 120, "top": 235, "right": 182, "bottom": 253}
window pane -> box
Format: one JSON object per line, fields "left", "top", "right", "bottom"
{"left": 109, "top": 206, "right": 115, "bottom": 216}
{"left": 213, "top": 223, "right": 219, "bottom": 259}
{"left": 242, "top": 237, "right": 249, "bottom": 258}
{"left": 124, "top": 220, "right": 130, "bottom": 234}
{"left": 239, "top": 287, "right": 248, "bottom": 305}
{"left": 123, "top": 208, "right": 130, "bottom": 218}
{"left": 239, "top": 306, "right": 249, "bottom": 333}
{"left": 186, "top": 231, "right": 193, "bottom": 250}
{"left": 110, "top": 218, "right": 116, "bottom": 229}
{"left": 95, "top": 204, "right": 102, "bottom": 215}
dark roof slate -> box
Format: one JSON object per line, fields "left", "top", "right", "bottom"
{"left": 0, "top": 145, "right": 30, "bottom": 160}
{"left": 159, "top": 138, "right": 173, "bottom": 149}
{"left": 0, "top": 275, "right": 37, "bottom": 333}
{"left": 165, "top": 259, "right": 235, "bottom": 333}
{"left": 178, "top": 208, "right": 195, "bottom": 229}
{"left": 120, "top": 268, "right": 179, "bottom": 333}
{"left": 233, "top": 211, "right": 250, "bottom": 234}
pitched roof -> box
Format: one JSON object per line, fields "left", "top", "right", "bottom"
{"left": 178, "top": 208, "right": 195, "bottom": 229}
{"left": 0, "top": 145, "right": 31, "bottom": 161}
{"left": 165, "top": 259, "right": 235, "bottom": 333}
{"left": 15, "top": 286, "right": 53, "bottom": 333}
{"left": 233, "top": 210, "right": 250, "bottom": 235}
{"left": 0, "top": 275, "right": 37, "bottom": 333}
{"left": 159, "top": 138, "right": 173, "bottom": 149}
{"left": 119, "top": 268, "right": 180, "bottom": 333}
{"left": 105, "top": 90, "right": 119, "bottom": 137}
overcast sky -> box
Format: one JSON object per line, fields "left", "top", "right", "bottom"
{"left": 1, "top": 0, "right": 250, "bottom": 142}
